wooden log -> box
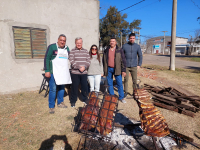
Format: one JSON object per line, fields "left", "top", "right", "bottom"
{"left": 176, "top": 98, "right": 188, "bottom": 103}
{"left": 169, "top": 129, "right": 200, "bottom": 149}
{"left": 169, "top": 129, "right": 194, "bottom": 142}
{"left": 187, "top": 97, "right": 200, "bottom": 102}
{"left": 144, "top": 84, "right": 162, "bottom": 90}
{"left": 169, "top": 91, "right": 178, "bottom": 96}
{"left": 153, "top": 97, "right": 197, "bottom": 112}
{"left": 151, "top": 92, "right": 176, "bottom": 102}
{"left": 171, "top": 89, "right": 186, "bottom": 96}
{"left": 152, "top": 92, "right": 199, "bottom": 108}
{"left": 162, "top": 94, "right": 190, "bottom": 102}
{"left": 173, "top": 86, "right": 200, "bottom": 99}
{"left": 162, "top": 95, "right": 199, "bottom": 99}
{"left": 192, "top": 100, "right": 200, "bottom": 108}
{"left": 144, "top": 86, "right": 158, "bottom": 92}
{"left": 153, "top": 102, "right": 195, "bottom": 117}
{"left": 162, "top": 95, "right": 199, "bottom": 109}
{"left": 144, "top": 84, "right": 163, "bottom": 92}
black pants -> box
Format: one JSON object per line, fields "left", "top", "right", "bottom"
{"left": 70, "top": 73, "right": 88, "bottom": 104}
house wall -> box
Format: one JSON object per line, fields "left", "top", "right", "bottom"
{"left": 0, "top": 0, "right": 99, "bottom": 94}
{"left": 176, "top": 37, "right": 188, "bottom": 44}
{"left": 146, "top": 36, "right": 189, "bottom": 54}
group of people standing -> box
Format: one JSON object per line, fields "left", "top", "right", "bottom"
{"left": 44, "top": 33, "right": 142, "bottom": 114}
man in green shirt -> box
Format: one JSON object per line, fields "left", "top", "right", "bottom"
{"left": 44, "top": 34, "right": 71, "bottom": 114}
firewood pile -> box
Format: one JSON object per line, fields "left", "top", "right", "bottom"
{"left": 143, "top": 84, "right": 200, "bottom": 117}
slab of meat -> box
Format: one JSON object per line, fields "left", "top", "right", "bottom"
{"left": 79, "top": 92, "right": 100, "bottom": 131}
{"left": 134, "top": 89, "right": 170, "bottom": 137}
{"left": 97, "top": 95, "right": 118, "bottom": 135}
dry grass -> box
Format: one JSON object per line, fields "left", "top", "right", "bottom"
{"left": 142, "top": 64, "right": 200, "bottom": 95}
{"left": 0, "top": 91, "right": 81, "bottom": 150}
{"left": 179, "top": 57, "right": 200, "bottom": 62}
{"left": 0, "top": 67, "right": 200, "bottom": 150}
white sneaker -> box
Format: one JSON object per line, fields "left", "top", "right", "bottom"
{"left": 120, "top": 98, "right": 126, "bottom": 103}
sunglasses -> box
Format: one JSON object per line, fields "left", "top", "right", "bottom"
{"left": 92, "top": 48, "right": 97, "bottom": 50}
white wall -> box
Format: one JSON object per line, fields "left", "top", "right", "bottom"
{"left": 0, "top": 0, "right": 99, "bottom": 94}
{"left": 176, "top": 37, "right": 188, "bottom": 45}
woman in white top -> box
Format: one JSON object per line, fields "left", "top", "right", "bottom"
{"left": 87, "top": 45, "right": 103, "bottom": 92}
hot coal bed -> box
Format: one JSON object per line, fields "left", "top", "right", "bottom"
{"left": 73, "top": 91, "right": 176, "bottom": 150}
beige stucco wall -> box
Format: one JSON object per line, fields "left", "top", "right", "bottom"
{"left": 0, "top": 0, "right": 99, "bottom": 94}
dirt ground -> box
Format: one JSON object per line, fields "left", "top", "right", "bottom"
{"left": 0, "top": 67, "right": 200, "bottom": 150}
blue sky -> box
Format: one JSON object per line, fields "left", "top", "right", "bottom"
{"left": 99, "top": 0, "right": 200, "bottom": 43}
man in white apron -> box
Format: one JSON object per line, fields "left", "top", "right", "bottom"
{"left": 44, "top": 34, "right": 72, "bottom": 114}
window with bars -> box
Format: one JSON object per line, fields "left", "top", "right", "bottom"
{"left": 13, "top": 27, "right": 47, "bottom": 59}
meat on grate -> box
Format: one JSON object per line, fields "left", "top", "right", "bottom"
{"left": 79, "top": 93, "right": 100, "bottom": 131}
{"left": 134, "top": 88, "right": 170, "bottom": 137}
{"left": 97, "top": 95, "right": 118, "bottom": 135}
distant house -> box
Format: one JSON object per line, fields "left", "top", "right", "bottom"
{"left": 0, "top": 0, "right": 99, "bottom": 94}
{"left": 146, "top": 36, "right": 191, "bottom": 55}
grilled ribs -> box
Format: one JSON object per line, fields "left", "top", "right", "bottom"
{"left": 98, "top": 95, "right": 118, "bottom": 135}
{"left": 134, "top": 88, "right": 170, "bottom": 137}
{"left": 79, "top": 92, "right": 99, "bottom": 131}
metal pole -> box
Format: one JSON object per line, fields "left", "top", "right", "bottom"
{"left": 162, "top": 31, "right": 168, "bottom": 55}
{"left": 170, "top": 0, "right": 177, "bottom": 71}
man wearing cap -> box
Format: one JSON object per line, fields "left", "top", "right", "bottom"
{"left": 122, "top": 33, "right": 143, "bottom": 97}
{"left": 44, "top": 34, "right": 72, "bottom": 114}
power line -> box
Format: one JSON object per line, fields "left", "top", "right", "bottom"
{"left": 101, "top": 0, "right": 146, "bottom": 19}
{"left": 176, "top": 30, "right": 197, "bottom": 35}
{"left": 126, "top": 0, "right": 160, "bottom": 14}
{"left": 190, "top": 0, "right": 200, "bottom": 10}
{"left": 118, "top": 0, "right": 145, "bottom": 13}
{"left": 176, "top": 29, "right": 198, "bottom": 33}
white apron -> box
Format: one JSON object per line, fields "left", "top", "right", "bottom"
{"left": 52, "top": 46, "right": 72, "bottom": 85}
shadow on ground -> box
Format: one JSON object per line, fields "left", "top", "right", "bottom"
{"left": 73, "top": 107, "right": 83, "bottom": 132}
{"left": 184, "top": 66, "right": 200, "bottom": 71}
{"left": 39, "top": 135, "right": 72, "bottom": 150}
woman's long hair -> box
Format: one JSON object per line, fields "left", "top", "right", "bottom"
{"left": 89, "top": 44, "right": 101, "bottom": 63}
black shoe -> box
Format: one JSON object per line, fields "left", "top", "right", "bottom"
{"left": 124, "top": 92, "right": 128, "bottom": 98}
{"left": 71, "top": 103, "right": 75, "bottom": 108}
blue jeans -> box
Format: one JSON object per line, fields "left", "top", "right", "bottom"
{"left": 48, "top": 74, "right": 65, "bottom": 108}
{"left": 107, "top": 67, "right": 124, "bottom": 100}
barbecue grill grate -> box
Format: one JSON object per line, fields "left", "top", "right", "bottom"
{"left": 74, "top": 91, "right": 119, "bottom": 140}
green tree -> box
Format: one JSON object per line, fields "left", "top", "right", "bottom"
{"left": 100, "top": 6, "right": 141, "bottom": 47}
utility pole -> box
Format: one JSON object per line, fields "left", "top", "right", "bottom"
{"left": 161, "top": 31, "right": 168, "bottom": 55}
{"left": 170, "top": 0, "right": 177, "bottom": 71}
